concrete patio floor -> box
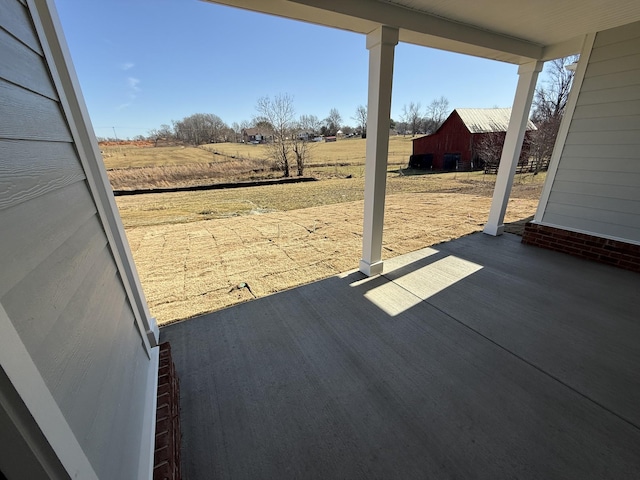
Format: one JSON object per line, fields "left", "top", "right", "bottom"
{"left": 161, "top": 232, "right": 640, "bottom": 479}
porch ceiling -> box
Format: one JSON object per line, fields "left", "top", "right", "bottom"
{"left": 161, "top": 233, "right": 640, "bottom": 479}
{"left": 204, "top": 0, "right": 640, "bottom": 63}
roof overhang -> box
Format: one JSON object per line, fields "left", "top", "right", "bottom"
{"left": 204, "top": 0, "right": 640, "bottom": 64}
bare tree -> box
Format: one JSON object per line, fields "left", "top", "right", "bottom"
{"left": 529, "top": 55, "right": 579, "bottom": 173}
{"left": 210, "top": 114, "right": 228, "bottom": 143}
{"left": 401, "top": 102, "right": 422, "bottom": 136}
{"left": 474, "top": 131, "right": 535, "bottom": 174}
{"left": 291, "top": 115, "right": 318, "bottom": 176}
{"left": 147, "top": 128, "right": 161, "bottom": 146}
{"left": 324, "top": 108, "right": 342, "bottom": 136}
{"left": 299, "top": 114, "right": 322, "bottom": 136}
{"left": 341, "top": 125, "right": 354, "bottom": 135}
{"left": 157, "top": 124, "right": 173, "bottom": 140}
{"left": 533, "top": 56, "right": 577, "bottom": 121}
{"left": 148, "top": 126, "right": 173, "bottom": 146}
{"left": 423, "top": 96, "right": 449, "bottom": 134}
{"left": 231, "top": 122, "right": 242, "bottom": 143}
{"left": 256, "top": 94, "right": 296, "bottom": 177}
{"left": 353, "top": 105, "right": 367, "bottom": 137}
{"left": 395, "top": 120, "right": 409, "bottom": 136}
{"left": 172, "top": 113, "right": 228, "bottom": 145}
{"left": 474, "top": 131, "right": 506, "bottom": 173}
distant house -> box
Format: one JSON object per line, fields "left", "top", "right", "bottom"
{"left": 410, "top": 108, "right": 537, "bottom": 171}
{"left": 242, "top": 127, "right": 271, "bottom": 144}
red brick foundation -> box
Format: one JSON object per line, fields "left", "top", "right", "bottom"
{"left": 154, "top": 342, "right": 181, "bottom": 480}
{"left": 522, "top": 222, "right": 640, "bottom": 273}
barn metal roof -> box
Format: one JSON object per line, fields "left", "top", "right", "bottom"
{"left": 455, "top": 108, "right": 537, "bottom": 134}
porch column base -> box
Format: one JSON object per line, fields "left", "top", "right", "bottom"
{"left": 359, "top": 259, "right": 384, "bottom": 276}
{"left": 483, "top": 223, "right": 504, "bottom": 236}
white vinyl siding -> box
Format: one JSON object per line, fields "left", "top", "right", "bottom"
{"left": 0, "top": 0, "right": 154, "bottom": 478}
{"left": 542, "top": 21, "right": 640, "bottom": 242}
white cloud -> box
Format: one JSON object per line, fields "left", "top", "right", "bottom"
{"left": 127, "top": 77, "right": 141, "bottom": 91}
{"left": 121, "top": 62, "right": 135, "bottom": 70}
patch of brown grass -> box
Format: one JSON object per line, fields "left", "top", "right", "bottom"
{"left": 115, "top": 170, "right": 545, "bottom": 228}
{"left": 108, "top": 158, "right": 277, "bottom": 190}
{"left": 103, "top": 136, "right": 416, "bottom": 188}
{"left": 101, "top": 145, "right": 229, "bottom": 169}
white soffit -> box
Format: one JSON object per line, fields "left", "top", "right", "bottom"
{"left": 384, "top": 0, "right": 640, "bottom": 46}
{"left": 205, "top": 0, "right": 640, "bottom": 63}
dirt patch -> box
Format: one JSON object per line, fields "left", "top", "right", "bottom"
{"left": 125, "top": 192, "right": 539, "bottom": 325}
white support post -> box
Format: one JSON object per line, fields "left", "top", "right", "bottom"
{"left": 359, "top": 26, "right": 398, "bottom": 276}
{"left": 483, "top": 60, "right": 542, "bottom": 236}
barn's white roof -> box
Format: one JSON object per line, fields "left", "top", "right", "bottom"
{"left": 455, "top": 108, "right": 537, "bottom": 134}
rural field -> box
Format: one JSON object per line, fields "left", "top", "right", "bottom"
{"left": 104, "top": 138, "right": 545, "bottom": 325}
{"left": 103, "top": 136, "right": 412, "bottom": 190}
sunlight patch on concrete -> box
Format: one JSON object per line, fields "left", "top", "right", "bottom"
{"left": 392, "top": 255, "right": 483, "bottom": 301}
{"left": 357, "top": 255, "right": 483, "bottom": 317}
{"left": 364, "top": 281, "right": 423, "bottom": 317}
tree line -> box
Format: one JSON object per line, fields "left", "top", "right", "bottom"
{"left": 131, "top": 102, "right": 366, "bottom": 150}
{"left": 102, "top": 97, "right": 371, "bottom": 177}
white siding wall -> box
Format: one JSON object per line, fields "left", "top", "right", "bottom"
{"left": 0, "top": 0, "right": 155, "bottom": 478}
{"left": 542, "top": 22, "right": 640, "bottom": 242}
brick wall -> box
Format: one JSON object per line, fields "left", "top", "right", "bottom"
{"left": 154, "top": 342, "right": 181, "bottom": 480}
{"left": 522, "top": 222, "right": 640, "bottom": 273}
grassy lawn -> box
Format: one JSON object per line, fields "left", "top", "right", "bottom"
{"left": 116, "top": 170, "right": 545, "bottom": 228}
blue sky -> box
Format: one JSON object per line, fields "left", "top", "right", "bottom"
{"left": 55, "top": 0, "right": 523, "bottom": 139}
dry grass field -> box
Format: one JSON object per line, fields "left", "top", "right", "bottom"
{"left": 102, "top": 136, "right": 412, "bottom": 170}
{"left": 103, "top": 136, "right": 413, "bottom": 190}
{"left": 115, "top": 170, "right": 542, "bottom": 228}
{"left": 105, "top": 139, "right": 545, "bottom": 325}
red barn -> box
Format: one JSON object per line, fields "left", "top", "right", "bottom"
{"left": 410, "top": 108, "right": 537, "bottom": 171}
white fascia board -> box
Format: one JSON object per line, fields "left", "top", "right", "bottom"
{"left": 203, "top": 0, "right": 543, "bottom": 62}
{"left": 399, "top": 30, "right": 535, "bottom": 64}
{"left": 541, "top": 36, "right": 585, "bottom": 61}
